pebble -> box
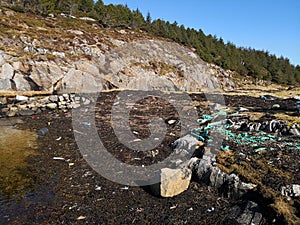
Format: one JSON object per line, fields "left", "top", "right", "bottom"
{"left": 46, "top": 103, "right": 58, "bottom": 109}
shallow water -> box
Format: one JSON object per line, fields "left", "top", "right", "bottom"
{"left": 0, "top": 123, "right": 38, "bottom": 199}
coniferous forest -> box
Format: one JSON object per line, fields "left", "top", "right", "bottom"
{"left": 2, "top": 0, "right": 300, "bottom": 85}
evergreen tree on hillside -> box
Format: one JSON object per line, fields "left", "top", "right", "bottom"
{"left": 2, "top": 0, "right": 299, "bottom": 85}
{"left": 78, "top": 0, "right": 94, "bottom": 13}
{"left": 146, "top": 11, "right": 151, "bottom": 24}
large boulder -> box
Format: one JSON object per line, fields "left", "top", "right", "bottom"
{"left": 30, "top": 62, "right": 50, "bottom": 89}
{"left": 126, "top": 75, "right": 177, "bottom": 91}
{"left": 224, "top": 201, "right": 263, "bottom": 225}
{"left": 0, "top": 78, "right": 16, "bottom": 90}
{"left": 1, "top": 63, "right": 14, "bottom": 79}
{"left": 48, "top": 62, "right": 64, "bottom": 82}
{"left": 156, "top": 167, "right": 192, "bottom": 197}
{"left": 30, "top": 61, "right": 63, "bottom": 90}
{"left": 0, "top": 54, "right": 5, "bottom": 67}
{"left": 75, "top": 60, "right": 101, "bottom": 76}
{"left": 61, "top": 69, "right": 102, "bottom": 92}
{"left": 13, "top": 73, "right": 31, "bottom": 91}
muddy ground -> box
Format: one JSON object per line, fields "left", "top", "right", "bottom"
{"left": 0, "top": 91, "right": 299, "bottom": 224}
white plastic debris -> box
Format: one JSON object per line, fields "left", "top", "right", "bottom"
{"left": 167, "top": 119, "right": 177, "bottom": 125}
{"left": 77, "top": 216, "right": 86, "bottom": 220}
{"left": 170, "top": 204, "right": 177, "bottom": 209}
{"left": 95, "top": 185, "right": 102, "bottom": 191}
{"left": 281, "top": 184, "right": 300, "bottom": 197}
{"left": 207, "top": 207, "right": 215, "bottom": 212}
{"left": 236, "top": 107, "right": 249, "bottom": 112}
{"left": 53, "top": 157, "right": 65, "bottom": 161}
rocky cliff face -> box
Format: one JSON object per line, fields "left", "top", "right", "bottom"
{"left": 0, "top": 7, "right": 236, "bottom": 94}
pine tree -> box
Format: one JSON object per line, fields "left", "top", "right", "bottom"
{"left": 79, "top": 0, "right": 94, "bottom": 14}
{"left": 146, "top": 11, "right": 151, "bottom": 24}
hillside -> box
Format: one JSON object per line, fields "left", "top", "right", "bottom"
{"left": 0, "top": 6, "right": 239, "bottom": 95}
{"left": 1, "top": 0, "right": 299, "bottom": 87}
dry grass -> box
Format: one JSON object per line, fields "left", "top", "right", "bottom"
{"left": 273, "top": 197, "right": 300, "bottom": 225}
{"left": 0, "top": 90, "right": 53, "bottom": 97}
{"left": 273, "top": 87, "right": 300, "bottom": 98}
{"left": 224, "top": 85, "right": 300, "bottom": 99}
{"left": 274, "top": 113, "right": 300, "bottom": 126}
{"left": 243, "top": 112, "right": 265, "bottom": 121}
{"left": 216, "top": 150, "right": 300, "bottom": 224}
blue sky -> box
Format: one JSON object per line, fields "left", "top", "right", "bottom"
{"left": 102, "top": 0, "right": 300, "bottom": 66}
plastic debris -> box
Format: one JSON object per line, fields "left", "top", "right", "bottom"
{"left": 167, "top": 119, "right": 177, "bottom": 125}
{"left": 254, "top": 147, "right": 266, "bottom": 153}
{"left": 191, "top": 108, "right": 300, "bottom": 153}
{"left": 53, "top": 157, "right": 66, "bottom": 161}
{"left": 56, "top": 136, "right": 62, "bottom": 141}
{"left": 207, "top": 207, "right": 215, "bottom": 212}
{"left": 220, "top": 145, "right": 230, "bottom": 151}
{"left": 281, "top": 184, "right": 300, "bottom": 198}
{"left": 170, "top": 204, "right": 177, "bottom": 209}
{"left": 68, "top": 203, "right": 78, "bottom": 210}
{"left": 95, "top": 185, "right": 102, "bottom": 191}
{"left": 236, "top": 107, "right": 249, "bottom": 112}
{"left": 77, "top": 216, "right": 86, "bottom": 220}
{"left": 260, "top": 95, "right": 277, "bottom": 100}
{"left": 37, "top": 127, "right": 49, "bottom": 136}
{"left": 82, "top": 122, "right": 91, "bottom": 126}
{"left": 272, "top": 104, "right": 280, "bottom": 109}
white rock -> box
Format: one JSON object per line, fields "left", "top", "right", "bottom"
{"left": 49, "top": 95, "right": 58, "bottom": 102}
{"left": 14, "top": 73, "right": 31, "bottom": 91}
{"left": 16, "top": 95, "right": 29, "bottom": 101}
{"left": 79, "top": 17, "right": 96, "bottom": 21}
{"left": 68, "top": 30, "right": 84, "bottom": 35}
{"left": 17, "top": 104, "right": 28, "bottom": 110}
{"left": 12, "top": 61, "right": 22, "bottom": 70}
{"left": 1, "top": 63, "right": 14, "bottom": 79}
{"left": 46, "top": 103, "right": 57, "bottom": 109}
{"left": 52, "top": 51, "right": 65, "bottom": 57}
{"left": 281, "top": 184, "right": 300, "bottom": 197}
{"left": 0, "top": 54, "right": 5, "bottom": 66}
{"left": 75, "top": 60, "right": 100, "bottom": 76}
{"left": 0, "top": 79, "right": 15, "bottom": 90}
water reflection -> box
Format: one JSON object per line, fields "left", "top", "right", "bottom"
{"left": 0, "top": 122, "right": 38, "bottom": 199}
